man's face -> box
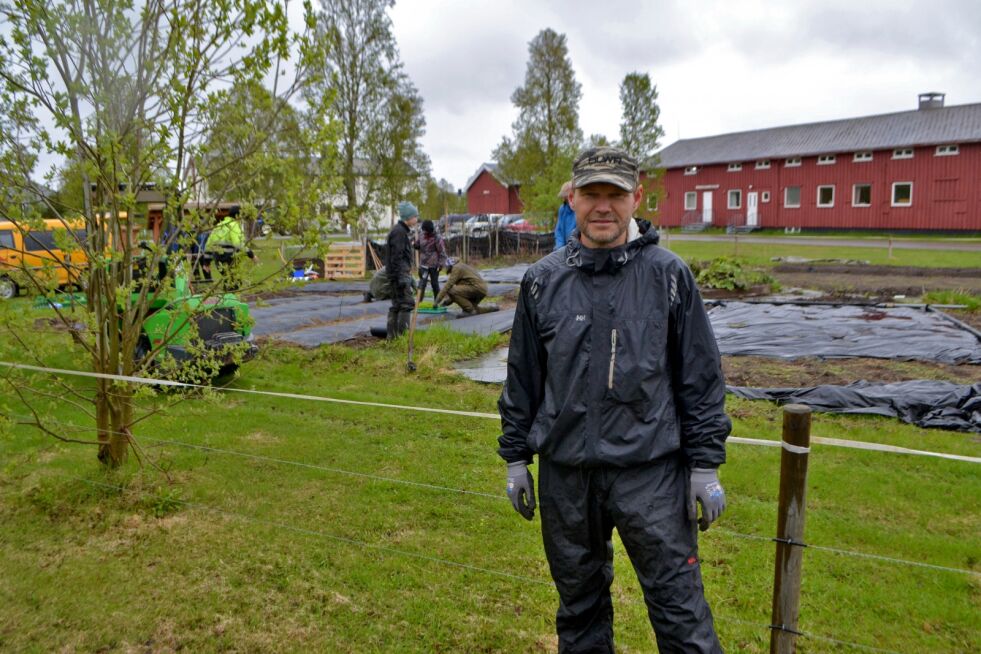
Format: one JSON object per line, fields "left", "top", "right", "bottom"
{"left": 570, "top": 182, "right": 643, "bottom": 248}
{"left": 406, "top": 215, "right": 419, "bottom": 228}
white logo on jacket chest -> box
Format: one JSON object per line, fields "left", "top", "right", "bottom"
{"left": 575, "top": 314, "right": 586, "bottom": 321}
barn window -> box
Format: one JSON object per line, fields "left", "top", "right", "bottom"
{"left": 892, "top": 148, "right": 914, "bottom": 159}
{"left": 784, "top": 158, "right": 802, "bottom": 167}
{"left": 727, "top": 163, "right": 742, "bottom": 172}
{"left": 852, "top": 184, "right": 872, "bottom": 207}
{"left": 647, "top": 195, "right": 658, "bottom": 211}
{"left": 784, "top": 186, "right": 801, "bottom": 208}
{"left": 684, "top": 166, "right": 698, "bottom": 175}
{"left": 817, "top": 185, "right": 835, "bottom": 207}
{"left": 892, "top": 182, "right": 913, "bottom": 206}
{"left": 755, "top": 160, "right": 771, "bottom": 169}
{"left": 935, "top": 144, "right": 959, "bottom": 156}
{"left": 727, "top": 189, "right": 742, "bottom": 209}
{"left": 853, "top": 152, "right": 873, "bottom": 162}
{"left": 684, "top": 192, "right": 697, "bottom": 210}
{"left": 817, "top": 154, "right": 836, "bottom": 165}
{"left": 762, "top": 191, "right": 771, "bottom": 203}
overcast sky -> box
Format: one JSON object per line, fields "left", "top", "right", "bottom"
{"left": 387, "top": 0, "right": 981, "bottom": 190}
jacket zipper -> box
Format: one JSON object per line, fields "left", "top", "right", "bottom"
{"left": 607, "top": 328, "right": 617, "bottom": 389}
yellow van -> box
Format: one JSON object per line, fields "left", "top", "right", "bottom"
{"left": 0, "top": 218, "right": 88, "bottom": 299}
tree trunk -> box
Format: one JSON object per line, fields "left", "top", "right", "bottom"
{"left": 96, "top": 381, "right": 130, "bottom": 467}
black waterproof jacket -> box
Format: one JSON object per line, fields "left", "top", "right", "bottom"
{"left": 498, "top": 230, "right": 730, "bottom": 468}
{"left": 385, "top": 221, "right": 413, "bottom": 282}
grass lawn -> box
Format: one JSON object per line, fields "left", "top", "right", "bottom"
{"left": 659, "top": 237, "right": 981, "bottom": 269}
{"left": 1, "top": 301, "right": 979, "bottom": 653}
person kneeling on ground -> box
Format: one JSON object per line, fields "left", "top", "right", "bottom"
{"left": 435, "top": 258, "right": 494, "bottom": 315}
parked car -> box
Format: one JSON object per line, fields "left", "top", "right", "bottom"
{"left": 0, "top": 218, "right": 88, "bottom": 299}
{"left": 500, "top": 214, "right": 536, "bottom": 232}
{"left": 465, "top": 214, "right": 491, "bottom": 237}
{"left": 438, "top": 214, "right": 470, "bottom": 235}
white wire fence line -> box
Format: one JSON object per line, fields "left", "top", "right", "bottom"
{"left": 61, "top": 473, "right": 908, "bottom": 654}
{"left": 1, "top": 360, "right": 978, "bottom": 464}
{"left": 16, "top": 413, "right": 980, "bottom": 580}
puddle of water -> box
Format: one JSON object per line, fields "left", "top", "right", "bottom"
{"left": 455, "top": 347, "right": 508, "bottom": 384}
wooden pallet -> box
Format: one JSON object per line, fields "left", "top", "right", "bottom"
{"left": 323, "top": 241, "right": 366, "bottom": 279}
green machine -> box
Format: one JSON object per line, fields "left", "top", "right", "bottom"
{"left": 129, "top": 254, "right": 258, "bottom": 381}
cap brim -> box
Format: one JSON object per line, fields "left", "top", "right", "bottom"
{"left": 573, "top": 173, "right": 636, "bottom": 192}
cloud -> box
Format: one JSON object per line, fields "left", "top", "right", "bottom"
{"left": 387, "top": 0, "right": 980, "bottom": 188}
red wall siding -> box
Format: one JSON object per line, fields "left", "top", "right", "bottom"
{"left": 662, "top": 142, "right": 981, "bottom": 231}
{"left": 508, "top": 186, "right": 524, "bottom": 213}
{"left": 467, "top": 171, "right": 523, "bottom": 214}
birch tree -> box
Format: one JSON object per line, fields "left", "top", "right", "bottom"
{"left": 0, "top": 0, "right": 327, "bottom": 467}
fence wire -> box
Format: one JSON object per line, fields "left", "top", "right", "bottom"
{"left": 2, "top": 360, "right": 978, "bottom": 463}
{"left": 17, "top": 413, "right": 979, "bottom": 580}
{"left": 59, "top": 473, "right": 909, "bottom": 654}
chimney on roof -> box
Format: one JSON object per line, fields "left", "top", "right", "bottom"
{"left": 918, "top": 92, "right": 945, "bottom": 110}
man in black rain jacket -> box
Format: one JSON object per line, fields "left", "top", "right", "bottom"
{"left": 498, "top": 146, "right": 730, "bottom": 653}
{"left": 385, "top": 201, "right": 419, "bottom": 338}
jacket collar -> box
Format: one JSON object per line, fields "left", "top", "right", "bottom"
{"left": 564, "top": 226, "right": 660, "bottom": 271}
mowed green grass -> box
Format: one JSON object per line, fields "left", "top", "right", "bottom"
{"left": 659, "top": 235, "right": 981, "bottom": 269}
{"left": 0, "top": 304, "right": 979, "bottom": 653}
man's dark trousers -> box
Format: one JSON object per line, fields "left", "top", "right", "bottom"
{"left": 538, "top": 454, "right": 722, "bottom": 654}
{"left": 387, "top": 281, "right": 414, "bottom": 338}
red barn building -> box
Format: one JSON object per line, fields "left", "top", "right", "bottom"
{"left": 465, "top": 163, "right": 523, "bottom": 214}
{"left": 655, "top": 94, "right": 981, "bottom": 233}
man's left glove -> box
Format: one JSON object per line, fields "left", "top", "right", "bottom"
{"left": 506, "top": 461, "right": 536, "bottom": 520}
{"left": 689, "top": 467, "right": 726, "bottom": 531}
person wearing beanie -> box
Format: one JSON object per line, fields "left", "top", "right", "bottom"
{"left": 384, "top": 201, "right": 419, "bottom": 338}
{"left": 413, "top": 219, "right": 447, "bottom": 302}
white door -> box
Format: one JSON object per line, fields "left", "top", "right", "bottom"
{"left": 702, "top": 191, "right": 713, "bottom": 223}
{"left": 747, "top": 192, "right": 758, "bottom": 226}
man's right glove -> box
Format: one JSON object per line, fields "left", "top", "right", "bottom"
{"left": 506, "top": 461, "right": 536, "bottom": 520}
{"left": 689, "top": 467, "right": 726, "bottom": 531}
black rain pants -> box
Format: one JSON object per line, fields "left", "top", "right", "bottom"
{"left": 538, "top": 454, "right": 722, "bottom": 654}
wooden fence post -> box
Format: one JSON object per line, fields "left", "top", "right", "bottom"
{"left": 770, "top": 404, "right": 812, "bottom": 654}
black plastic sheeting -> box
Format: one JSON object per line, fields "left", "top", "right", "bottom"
{"left": 455, "top": 349, "right": 981, "bottom": 432}
{"left": 709, "top": 302, "right": 981, "bottom": 365}
{"left": 728, "top": 381, "right": 981, "bottom": 433}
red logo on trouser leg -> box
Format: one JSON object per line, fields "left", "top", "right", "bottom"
{"left": 688, "top": 556, "right": 697, "bottom": 565}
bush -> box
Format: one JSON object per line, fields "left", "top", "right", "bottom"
{"left": 689, "top": 256, "right": 778, "bottom": 291}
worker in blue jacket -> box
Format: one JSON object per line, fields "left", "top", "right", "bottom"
{"left": 553, "top": 181, "right": 577, "bottom": 249}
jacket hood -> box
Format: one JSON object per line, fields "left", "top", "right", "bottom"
{"left": 564, "top": 226, "right": 660, "bottom": 271}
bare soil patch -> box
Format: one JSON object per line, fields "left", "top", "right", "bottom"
{"left": 723, "top": 355, "right": 980, "bottom": 388}
{"left": 771, "top": 264, "right": 981, "bottom": 298}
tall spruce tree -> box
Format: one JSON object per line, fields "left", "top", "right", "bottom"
{"left": 494, "top": 28, "right": 583, "bottom": 213}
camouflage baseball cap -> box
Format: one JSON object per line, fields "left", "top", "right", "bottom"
{"left": 572, "top": 146, "right": 640, "bottom": 192}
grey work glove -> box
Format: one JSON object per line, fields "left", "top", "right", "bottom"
{"left": 506, "top": 461, "right": 536, "bottom": 520}
{"left": 689, "top": 467, "right": 726, "bottom": 531}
